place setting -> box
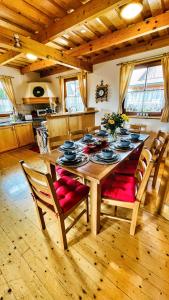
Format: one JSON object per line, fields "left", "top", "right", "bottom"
{"left": 95, "top": 129, "right": 109, "bottom": 137}
{"left": 79, "top": 133, "right": 97, "bottom": 145}
{"left": 58, "top": 140, "right": 82, "bottom": 152}
{"left": 57, "top": 149, "right": 89, "bottom": 168}
{"left": 130, "top": 133, "right": 143, "bottom": 143}
{"left": 118, "top": 128, "right": 130, "bottom": 136}
{"left": 111, "top": 139, "right": 134, "bottom": 151}
{"left": 90, "top": 148, "right": 120, "bottom": 165}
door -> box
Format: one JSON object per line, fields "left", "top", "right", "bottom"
{"left": 15, "top": 123, "right": 34, "bottom": 147}
{"left": 0, "top": 126, "right": 18, "bottom": 153}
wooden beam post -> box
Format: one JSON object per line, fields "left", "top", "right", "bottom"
{"left": 37, "top": 0, "right": 131, "bottom": 43}
{"left": 91, "top": 35, "right": 169, "bottom": 64}
{"left": 21, "top": 60, "right": 59, "bottom": 74}
{"left": 40, "top": 66, "right": 71, "bottom": 77}
{"left": 66, "top": 11, "right": 169, "bottom": 57}
{"left": 0, "top": 32, "right": 93, "bottom": 72}
{"left": 0, "top": 50, "right": 21, "bottom": 65}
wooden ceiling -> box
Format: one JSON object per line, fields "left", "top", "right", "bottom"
{"left": 0, "top": 0, "right": 169, "bottom": 76}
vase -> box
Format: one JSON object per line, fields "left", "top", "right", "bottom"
{"left": 108, "top": 129, "right": 117, "bottom": 142}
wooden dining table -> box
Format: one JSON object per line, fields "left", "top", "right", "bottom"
{"left": 42, "top": 134, "right": 149, "bottom": 235}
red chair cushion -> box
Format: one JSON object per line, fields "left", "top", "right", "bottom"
{"left": 53, "top": 176, "right": 89, "bottom": 213}
{"left": 114, "top": 159, "right": 138, "bottom": 176}
{"left": 129, "top": 145, "right": 143, "bottom": 160}
{"left": 101, "top": 174, "right": 136, "bottom": 202}
{"left": 55, "top": 166, "right": 76, "bottom": 177}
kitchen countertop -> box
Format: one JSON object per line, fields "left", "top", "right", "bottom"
{"left": 0, "top": 120, "right": 33, "bottom": 127}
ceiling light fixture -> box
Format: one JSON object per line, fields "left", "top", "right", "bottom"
{"left": 14, "top": 34, "right": 22, "bottom": 48}
{"left": 120, "top": 2, "right": 143, "bottom": 20}
{"left": 81, "top": 28, "right": 86, "bottom": 33}
{"left": 26, "top": 53, "right": 37, "bottom": 61}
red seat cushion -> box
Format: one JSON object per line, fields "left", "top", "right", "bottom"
{"left": 101, "top": 174, "right": 136, "bottom": 202}
{"left": 53, "top": 176, "right": 89, "bottom": 213}
{"left": 114, "top": 159, "right": 138, "bottom": 176}
{"left": 129, "top": 145, "right": 143, "bottom": 160}
{"left": 55, "top": 166, "right": 76, "bottom": 177}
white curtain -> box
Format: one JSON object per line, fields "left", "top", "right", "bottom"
{"left": 161, "top": 55, "right": 169, "bottom": 122}
{"left": 118, "top": 63, "right": 135, "bottom": 113}
{"left": 0, "top": 76, "right": 16, "bottom": 110}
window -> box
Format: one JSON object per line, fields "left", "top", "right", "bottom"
{"left": 64, "top": 77, "right": 84, "bottom": 112}
{"left": 124, "top": 62, "right": 164, "bottom": 116}
{"left": 0, "top": 81, "right": 13, "bottom": 115}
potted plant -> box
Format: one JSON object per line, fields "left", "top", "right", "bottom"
{"left": 101, "top": 112, "right": 129, "bottom": 140}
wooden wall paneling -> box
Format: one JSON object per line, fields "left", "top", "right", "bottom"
{"left": 0, "top": 126, "right": 18, "bottom": 153}
{"left": 15, "top": 124, "right": 34, "bottom": 147}
{"left": 47, "top": 116, "right": 69, "bottom": 137}
{"left": 68, "top": 115, "right": 83, "bottom": 131}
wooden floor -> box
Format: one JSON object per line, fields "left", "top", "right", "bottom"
{"left": 0, "top": 148, "right": 169, "bottom": 300}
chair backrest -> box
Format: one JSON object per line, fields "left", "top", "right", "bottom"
{"left": 158, "top": 150, "right": 169, "bottom": 214}
{"left": 87, "top": 125, "right": 101, "bottom": 134}
{"left": 47, "top": 134, "right": 70, "bottom": 152}
{"left": 150, "top": 131, "right": 169, "bottom": 163}
{"left": 129, "top": 124, "right": 147, "bottom": 133}
{"left": 135, "top": 148, "right": 153, "bottom": 200}
{"left": 20, "top": 160, "right": 61, "bottom": 214}
{"left": 69, "top": 129, "right": 85, "bottom": 141}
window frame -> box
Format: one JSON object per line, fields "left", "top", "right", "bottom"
{"left": 123, "top": 60, "right": 164, "bottom": 117}
{"left": 64, "top": 76, "right": 84, "bottom": 112}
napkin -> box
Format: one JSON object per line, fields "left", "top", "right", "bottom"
{"left": 83, "top": 140, "right": 109, "bottom": 154}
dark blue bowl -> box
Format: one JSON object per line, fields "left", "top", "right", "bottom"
{"left": 63, "top": 140, "right": 74, "bottom": 148}
{"left": 120, "top": 128, "right": 128, "bottom": 134}
{"left": 99, "top": 130, "right": 107, "bottom": 136}
{"left": 84, "top": 134, "right": 93, "bottom": 141}
{"left": 102, "top": 149, "right": 114, "bottom": 159}
{"left": 64, "top": 151, "right": 76, "bottom": 161}
{"left": 120, "top": 139, "right": 130, "bottom": 147}
{"left": 131, "top": 133, "right": 140, "bottom": 140}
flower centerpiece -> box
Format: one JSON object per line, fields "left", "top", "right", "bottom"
{"left": 101, "top": 112, "right": 129, "bottom": 138}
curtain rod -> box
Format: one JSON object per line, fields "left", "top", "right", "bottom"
{"left": 116, "top": 53, "right": 169, "bottom": 66}
{"left": 0, "top": 75, "right": 14, "bottom": 79}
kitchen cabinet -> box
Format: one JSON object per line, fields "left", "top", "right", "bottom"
{"left": 0, "top": 126, "right": 18, "bottom": 152}
{"left": 15, "top": 123, "right": 34, "bottom": 147}
{"left": 0, "top": 123, "right": 34, "bottom": 153}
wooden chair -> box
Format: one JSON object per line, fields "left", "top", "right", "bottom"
{"left": 87, "top": 125, "right": 101, "bottom": 134}
{"left": 150, "top": 131, "right": 169, "bottom": 188}
{"left": 129, "top": 124, "right": 147, "bottom": 133}
{"left": 101, "top": 149, "right": 153, "bottom": 235}
{"left": 20, "top": 160, "right": 89, "bottom": 250}
{"left": 47, "top": 134, "right": 70, "bottom": 152}
{"left": 157, "top": 150, "right": 169, "bottom": 217}
{"left": 69, "top": 129, "right": 85, "bottom": 141}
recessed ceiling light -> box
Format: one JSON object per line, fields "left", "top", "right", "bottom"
{"left": 67, "top": 8, "right": 74, "bottom": 14}
{"left": 81, "top": 28, "right": 86, "bottom": 33}
{"left": 26, "top": 53, "right": 37, "bottom": 61}
{"left": 120, "top": 2, "right": 143, "bottom": 20}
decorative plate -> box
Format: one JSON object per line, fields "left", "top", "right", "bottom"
{"left": 57, "top": 154, "right": 89, "bottom": 168}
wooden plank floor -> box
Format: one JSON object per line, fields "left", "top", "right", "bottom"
{"left": 0, "top": 148, "right": 169, "bottom": 300}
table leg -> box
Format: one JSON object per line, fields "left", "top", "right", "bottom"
{"left": 90, "top": 180, "right": 101, "bottom": 235}
{"left": 45, "top": 160, "right": 56, "bottom": 181}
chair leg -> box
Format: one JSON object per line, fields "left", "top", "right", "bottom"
{"left": 114, "top": 206, "right": 117, "bottom": 216}
{"left": 152, "top": 163, "right": 160, "bottom": 188}
{"left": 130, "top": 201, "right": 140, "bottom": 236}
{"left": 36, "top": 205, "right": 46, "bottom": 230}
{"left": 56, "top": 215, "right": 68, "bottom": 250}
{"left": 86, "top": 197, "right": 89, "bottom": 223}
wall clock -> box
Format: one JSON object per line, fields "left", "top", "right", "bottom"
{"left": 95, "top": 80, "right": 108, "bottom": 103}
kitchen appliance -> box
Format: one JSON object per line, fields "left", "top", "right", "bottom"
{"left": 37, "top": 109, "right": 47, "bottom": 116}
{"left": 25, "top": 114, "right": 33, "bottom": 121}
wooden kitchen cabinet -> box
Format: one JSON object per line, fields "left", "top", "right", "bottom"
{"left": 15, "top": 123, "right": 34, "bottom": 147}
{"left": 0, "top": 123, "right": 34, "bottom": 153}
{"left": 0, "top": 126, "right": 18, "bottom": 152}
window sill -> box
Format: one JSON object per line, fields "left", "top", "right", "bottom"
{"left": 127, "top": 115, "right": 161, "bottom": 120}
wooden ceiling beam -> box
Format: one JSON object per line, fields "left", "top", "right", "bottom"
{"left": 0, "top": 50, "right": 20, "bottom": 65}
{"left": 37, "top": 0, "right": 132, "bottom": 43}
{"left": 0, "top": 32, "right": 92, "bottom": 72}
{"left": 66, "top": 11, "right": 169, "bottom": 57}
{"left": 40, "top": 66, "right": 71, "bottom": 77}
{"left": 21, "top": 60, "right": 58, "bottom": 74}
{"left": 91, "top": 35, "right": 169, "bottom": 64}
